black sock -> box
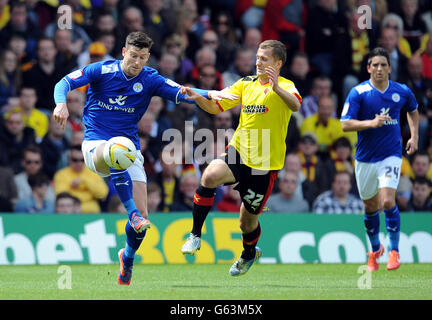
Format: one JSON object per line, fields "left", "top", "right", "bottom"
{"left": 191, "top": 185, "right": 216, "bottom": 237}
{"left": 241, "top": 223, "right": 261, "bottom": 260}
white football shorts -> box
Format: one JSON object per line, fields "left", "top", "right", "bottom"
{"left": 355, "top": 156, "right": 402, "bottom": 200}
{"left": 81, "top": 140, "right": 147, "bottom": 183}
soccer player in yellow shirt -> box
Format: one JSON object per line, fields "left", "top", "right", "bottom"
{"left": 181, "top": 40, "right": 302, "bottom": 276}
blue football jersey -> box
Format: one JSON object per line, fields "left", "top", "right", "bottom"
{"left": 341, "top": 80, "right": 418, "bottom": 162}
{"left": 61, "top": 60, "right": 184, "bottom": 149}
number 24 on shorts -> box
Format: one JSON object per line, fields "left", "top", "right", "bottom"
{"left": 385, "top": 166, "right": 399, "bottom": 178}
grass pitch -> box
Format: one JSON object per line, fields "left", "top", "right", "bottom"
{"left": 0, "top": 264, "right": 431, "bottom": 300}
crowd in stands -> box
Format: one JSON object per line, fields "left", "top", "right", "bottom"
{"left": 0, "top": 0, "right": 431, "bottom": 215}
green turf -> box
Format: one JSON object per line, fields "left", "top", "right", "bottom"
{"left": 0, "top": 264, "right": 431, "bottom": 300}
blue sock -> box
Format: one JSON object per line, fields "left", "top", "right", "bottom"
{"left": 364, "top": 210, "right": 381, "bottom": 252}
{"left": 110, "top": 168, "right": 138, "bottom": 219}
{"left": 123, "top": 221, "right": 147, "bottom": 268}
{"left": 384, "top": 205, "right": 400, "bottom": 252}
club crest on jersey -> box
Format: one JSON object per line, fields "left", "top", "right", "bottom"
{"left": 68, "top": 69, "right": 83, "bottom": 79}
{"left": 133, "top": 82, "right": 143, "bottom": 92}
{"left": 242, "top": 104, "right": 269, "bottom": 114}
{"left": 392, "top": 93, "right": 400, "bottom": 102}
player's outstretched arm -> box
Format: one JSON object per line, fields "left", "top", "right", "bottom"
{"left": 341, "top": 114, "right": 392, "bottom": 132}
{"left": 406, "top": 109, "right": 419, "bottom": 155}
{"left": 182, "top": 87, "right": 222, "bottom": 114}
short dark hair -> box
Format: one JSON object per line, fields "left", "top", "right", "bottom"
{"left": 412, "top": 176, "right": 431, "bottom": 187}
{"left": 259, "top": 40, "right": 287, "bottom": 66}
{"left": 56, "top": 192, "right": 80, "bottom": 205}
{"left": 367, "top": 47, "right": 391, "bottom": 66}
{"left": 125, "top": 31, "right": 153, "bottom": 50}
{"left": 28, "top": 172, "right": 50, "bottom": 188}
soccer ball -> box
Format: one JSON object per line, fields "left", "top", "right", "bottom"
{"left": 103, "top": 136, "right": 137, "bottom": 170}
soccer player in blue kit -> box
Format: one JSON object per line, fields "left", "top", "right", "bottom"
{"left": 53, "top": 31, "right": 236, "bottom": 285}
{"left": 341, "top": 47, "right": 419, "bottom": 271}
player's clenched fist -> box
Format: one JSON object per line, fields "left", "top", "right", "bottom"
{"left": 53, "top": 102, "right": 69, "bottom": 130}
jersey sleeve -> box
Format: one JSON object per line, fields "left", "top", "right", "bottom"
{"left": 216, "top": 79, "right": 243, "bottom": 112}
{"left": 63, "top": 62, "right": 102, "bottom": 91}
{"left": 279, "top": 80, "right": 302, "bottom": 104}
{"left": 340, "top": 87, "right": 361, "bottom": 121}
{"left": 152, "top": 75, "right": 183, "bottom": 102}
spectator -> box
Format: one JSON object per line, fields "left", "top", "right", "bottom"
{"left": 54, "top": 28, "right": 80, "bottom": 73}
{"left": 299, "top": 76, "right": 335, "bottom": 119}
{"left": 187, "top": 47, "right": 224, "bottom": 91}
{"left": 162, "top": 33, "right": 194, "bottom": 81}
{"left": 410, "top": 151, "right": 432, "bottom": 180}
{"left": 300, "top": 96, "right": 347, "bottom": 159}
{"left": 14, "top": 144, "right": 55, "bottom": 203}
{"left": 138, "top": 0, "right": 176, "bottom": 60}
{"left": 39, "top": 116, "right": 70, "bottom": 180}
{"left": 261, "top": 0, "right": 306, "bottom": 58}
{"left": 0, "top": 1, "right": 41, "bottom": 60}
{"left": 382, "top": 13, "right": 413, "bottom": 58}
{"left": 0, "top": 48, "right": 20, "bottom": 112}
{"left": 404, "top": 176, "right": 432, "bottom": 212}
{"left": 421, "top": 34, "right": 432, "bottom": 80}
{"left": 157, "top": 52, "right": 182, "bottom": 83}
{"left": 243, "top": 27, "right": 262, "bottom": 52}
{"left": 401, "top": 0, "right": 427, "bottom": 53}
{"left": 0, "top": 0, "right": 11, "bottom": 30}
{"left": 217, "top": 184, "right": 242, "bottom": 213}
{"left": 401, "top": 54, "right": 432, "bottom": 151}
{"left": 171, "top": 173, "right": 199, "bottom": 212}
{"left": 212, "top": 10, "right": 239, "bottom": 56}
{"left": 266, "top": 171, "right": 309, "bottom": 213}
{"left": 196, "top": 64, "right": 223, "bottom": 91}
{"left": 6, "top": 86, "right": 49, "bottom": 142}
{"left": 235, "top": 0, "right": 266, "bottom": 29}
{"left": 146, "top": 96, "right": 172, "bottom": 139}
{"left": 0, "top": 110, "right": 36, "bottom": 173}
{"left": 63, "top": 90, "right": 85, "bottom": 143}
{"left": 14, "top": 172, "right": 55, "bottom": 214}
{"left": 53, "top": 145, "right": 109, "bottom": 213}
{"left": 313, "top": 171, "right": 364, "bottom": 214}
{"left": 334, "top": 9, "right": 378, "bottom": 101}
{"left": 0, "top": 165, "right": 18, "bottom": 212}
{"left": 7, "top": 32, "right": 32, "bottom": 67}
{"left": 22, "top": 37, "right": 67, "bottom": 112}
{"left": 149, "top": 149, "right": 180, "bottom": 212}
{"left": 139, "top": 133, "right": 157, "bottom": 181}
{"left": 44, "top": 8, "right": 92, "bottom": 53}
{"left": 87, "top": 8, "right": 117, "bottom": 41}
{"left": 296, "top": 132, "right": 333, "bottom": 207}
{"left": 200, "top": 28, "right": 234, "bottom": 73}
{"left": 55, "top": 192, "right": 81, "bottom": 214}
{"left": 329, "top": 136, "right": 359, "bottom": 196}
{"left": 281, "top": 52, "right": 313, "bottom": 106}
{"left": 222, "top": 46, "right": 255, "bottom": 87}
{"left": 107, "top": 195, "right": 127, "bottom": 214}
{"left": 305, "top": 0, "right": 348, "bottom": 76}
{"left": 147, "top": 181, "right": 162, "bottom": 213}
{"left": 77, "top": 38, "right": 111, "bottom": 70}
{"left": 174, "top": 6, "right": 201, "bottom": 62}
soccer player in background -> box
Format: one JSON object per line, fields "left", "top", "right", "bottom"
{"left": 52, "top": 31, "right": 236, "bottom": 285}
{"left": 181, "top": 40, "right": 302, "bottom": 276}
{"left": 341, "top": 47, "right": 419, "bottom": 271}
